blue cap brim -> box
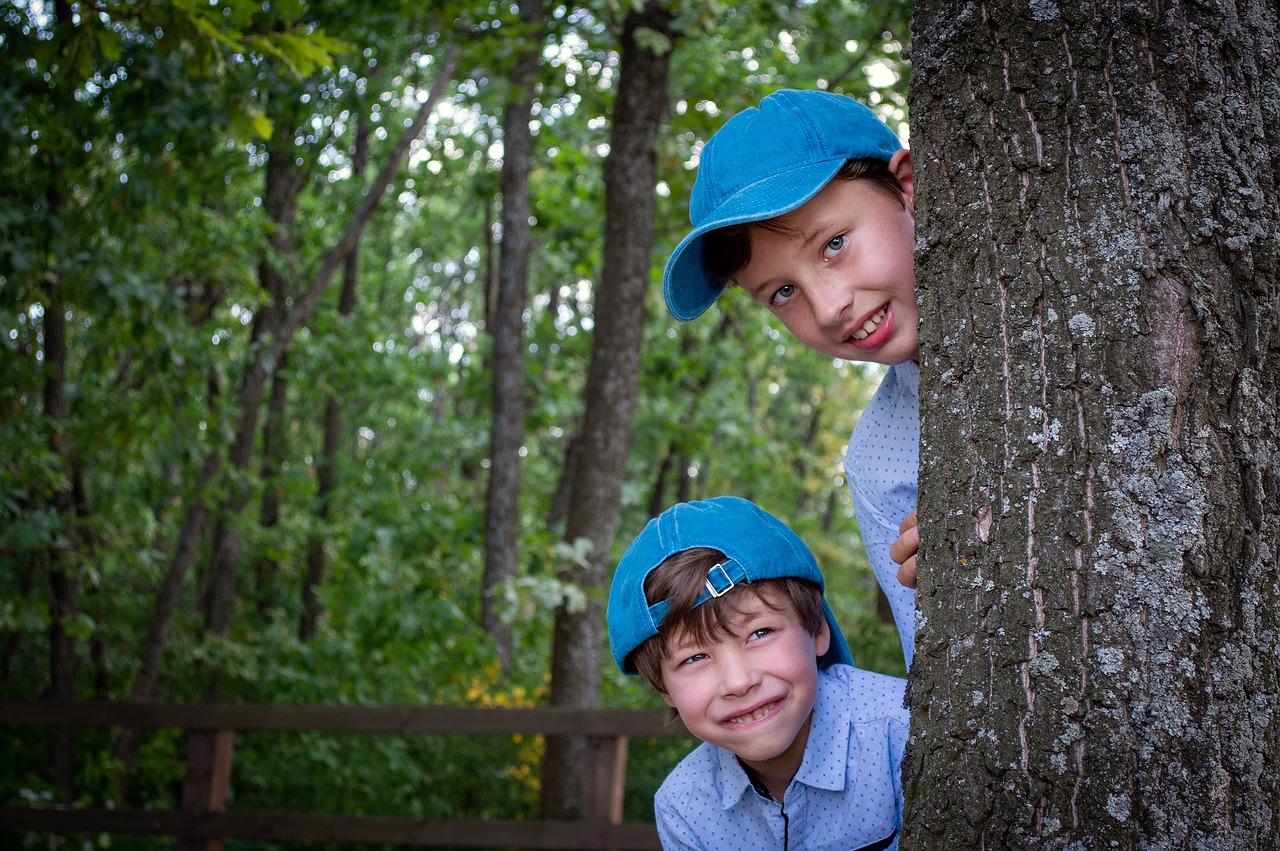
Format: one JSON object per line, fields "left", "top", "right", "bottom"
{"left": 607, "top": 496, "right": 858, "bottom": 675}
{"left": 820, "top": 599, "right": 855, "bottom": 669}
{"left": 662, "top": 157, "right": 847, "bottom": 321}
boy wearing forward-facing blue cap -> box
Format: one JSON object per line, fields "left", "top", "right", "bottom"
{"left": 608, "top": 496, "right": 907, "bottom": 851}
{"left": 663, "top": 89, "right": 922, "bottom": 670}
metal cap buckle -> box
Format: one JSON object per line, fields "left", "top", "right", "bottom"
{"left": 704, "top": 563, "right": 735, "bottom": 598}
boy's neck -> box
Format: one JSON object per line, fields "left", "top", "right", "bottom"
{"left": 736, "top": 711, "right": 815, "bottom": 804}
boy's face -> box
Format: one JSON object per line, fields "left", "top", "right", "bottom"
{"left": 659, "top": 589, "right": 830, "bottom": 778}
{"left": 735, "top": 150, "right": 918, "bottom": 367}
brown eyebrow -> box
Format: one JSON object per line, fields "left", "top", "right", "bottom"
{"left": 738, "top": 213, "right": 839, "bottom": 301}
{"left": 801, "top": 218, "right": 842, "bottom": 250}
{"left": 743, "top": 278, "right": 781, "bottom": 301}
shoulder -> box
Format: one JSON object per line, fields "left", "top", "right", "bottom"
{"left": 848, "top": 363, "right": 919, "bottom": 448}
{"left": 857, "top": 362, "right": 919, "bottom": 423}
{"left": 656, "top": 741, "right": 727, "bottom": 807}
{"left": 821, "top": 664, "right": 909, "bottom": 724}
{"left": 845, "top": 362, "right": 920, "bottom": 496}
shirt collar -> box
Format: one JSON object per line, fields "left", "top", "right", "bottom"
{"left": 711, "top": 667, "right": 853, "bottom": 807}
{"left": 715, "top": 746, "right": 754, "bottom": 809}
{"left": 891, "top": 359, "right": 920, "bottom": 395}
{"left": 793, "top": 666, "right": 853, "bottom": 792}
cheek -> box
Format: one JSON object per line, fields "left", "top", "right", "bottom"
{"left": 777, "top": 313, "right": 822, "bottom": 346}
{"left": 662, "top": 678, "right": 708, "bottom": 714}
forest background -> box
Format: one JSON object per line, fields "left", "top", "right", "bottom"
{"left": 0, "top": 0, "right": 916, "bottom": 839}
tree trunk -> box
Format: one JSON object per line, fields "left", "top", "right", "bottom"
{"left": 484, "top": 196, "right": 498, "bottom": 327}
{"left": 253, "top": 354, "right": 290, "bottom": 615}
{"left": 546, "top": 431, "right": 581, "bottom": 528}
{"left": 113, "top": 50, "right": 456, "bottom": 792}
{"left": 42, "top": 0, "right": 79, "bottom": 797}
{"left": 647, "top": 446, "right": 677, "bottom": 519}
{"left": 43, "top": 284, "right": 77, "bottom": 804}
{"left": 203, "top": 120, "right": 301, "bottom": 654}
{"left": 481, "top": 0, "right": 545, "bottom": 670}
{"left": 539, "top": 1, "right": 673, "bottom": 820}
{"left": 300, "top": 110, "right": 369, "bottom": 641}
{"left": 904, "top": 1, "right": 1280, "bottom": 847}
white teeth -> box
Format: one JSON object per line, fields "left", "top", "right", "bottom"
{"left": 728, "top": 704, "right": 774, "bottom": 725}
{"left": 851, "top": 308, "right": 887, "bottom": 341}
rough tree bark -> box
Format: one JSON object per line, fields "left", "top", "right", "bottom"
{"left": 540, "top": 1, "right": 674, "bottom": 820}
{"left": 481, "top": 0, "right": 544, "bottom": 670}
{"left": 904, "top": 1, "right": 1279, "bottom": 848}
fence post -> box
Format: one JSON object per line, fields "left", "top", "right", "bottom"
{"left": 581, "top": 734, "right": 628, "bottom": 824}
{"left": 178, "top": 727, "right": 235, "bottom": 851}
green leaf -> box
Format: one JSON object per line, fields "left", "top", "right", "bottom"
{"left": 95, "top": 28, "right": 122, "bottom": 63}
{"left": 227, "top": 103, "right": 274, "bottom": 143}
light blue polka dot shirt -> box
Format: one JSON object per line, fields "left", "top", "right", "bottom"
{"left": 655, "top": 664, "right": 907, "bottom": 850}
{"left": 844, "top": 361, "right": 920, "bottom": 669}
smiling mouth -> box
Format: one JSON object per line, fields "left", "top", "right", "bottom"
{"left": 726, "top": 700, "right": 780, "bottom": 726}
{"left": 851, "top": 306, "right": 888, "bottom": 341}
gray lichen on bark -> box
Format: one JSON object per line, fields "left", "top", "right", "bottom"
{"left": 902, "top": 0, "right": 1279, "bottom": 847}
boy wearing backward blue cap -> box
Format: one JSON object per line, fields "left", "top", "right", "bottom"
{"left": 608, "top": 496, "right": 907, "bottom": 851}
{"left": 663, "top": 89, "right": 922, "bottom": 670}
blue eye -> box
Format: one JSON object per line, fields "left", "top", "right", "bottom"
{"left": 769, "top": 284, "right": 796, "bottom": 307}
{"left": 823, "top": 234, "right": 846, "bottom": 257}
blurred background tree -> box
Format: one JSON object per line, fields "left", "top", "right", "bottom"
{"left": 0, "top": 0, "right": 912, "bottom": 841}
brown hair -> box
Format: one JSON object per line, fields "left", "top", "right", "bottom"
{"left": 627, "top": 547, "right": 826, "bottom": 696}
{"left": 702, "top": 157, "right": 907, "bottom": 287}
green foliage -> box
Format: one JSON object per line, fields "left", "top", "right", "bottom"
{"left": 1, "top": 0, "right": 912, "bottom": 841}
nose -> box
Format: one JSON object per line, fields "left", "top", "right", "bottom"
{"left": 810, "top": 275, "right": 852, "bottom": 328}
{"left": 719, "top": 651, "right": 760, "bottom": 697}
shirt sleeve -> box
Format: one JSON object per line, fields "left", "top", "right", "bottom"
{"left": 888, "top": 708, "right": 909, "bottom": 828}
{"left": 850, "top": 482, "right": 918, "bottom": 667}
{"left": 844, "top": 363, "right": 920, "bottom": 669}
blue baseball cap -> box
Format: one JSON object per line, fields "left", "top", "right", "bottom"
{"left": 662, "top": 89, "right": 903, "bottom": 321}
{"left": 607, "top": 496, "right": 854, "bottom": 675}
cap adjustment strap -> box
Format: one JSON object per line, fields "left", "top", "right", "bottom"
{"left": 644, "top": 559, "right": 749, "bottom": 630}
{"left": 703, "top": 562, "right": 735, "bottom": 598}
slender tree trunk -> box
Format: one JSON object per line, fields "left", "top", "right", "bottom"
{"left": 647, "top": 447, "right": 676, "bottom": 518}
{"left": 904, "top": 0, "right": 1280, "bottom": 847}
{"left": 481, "top": 0, "right": 545, "bottom": 669}
{"left": 647, "top": 314, "right": 730, "bottom": 517}
{"left": 546, "top": 432, "right": 581, "bottom": 528}
{"left": 300, "top": 392, "right": 342, "bottom": 639}
{"left": 484, "top": 196, "right": 498, "bottom": 328}
{"left": 205, "top": 116, "right": 301, "bottom": 647}
{"left": 790, "top": 399, "right": 822, "bottom": 513}
{"left": 112, "top": 51, "right": 456, "bottom": 793}
{"left": 676, "top": 453, "right": 691, "bottom": 503}
{"left": 540, "top": 2, "right": 674, "bottom": 820}
{"left": 43, "top": 282, "right": 77, "bottom": 804}
{"left": 301, "top": 110, "right": 369, "bottom": 641}
{"left": 42, "top": 0, "right": 78, "bottom": 797}
{"left": 253, "top": 354, "right": 290, "bottom": 615}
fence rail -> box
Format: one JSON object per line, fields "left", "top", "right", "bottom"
{"left": 0, "top": 700, "right": 689, "bottom": 851}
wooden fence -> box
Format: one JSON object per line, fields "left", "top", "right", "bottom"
{"left": 0, "top": 700, "right": 691, "bottom": 850}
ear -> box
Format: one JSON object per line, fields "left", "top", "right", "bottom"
{"left": 659, "top": 688, "right": 676, "bottom": 708}
{"left": 815, "top": 619, "right": 831, "bottom": 658}
{"left": 889, "top": 148, "right": 915, "bottom": 211}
